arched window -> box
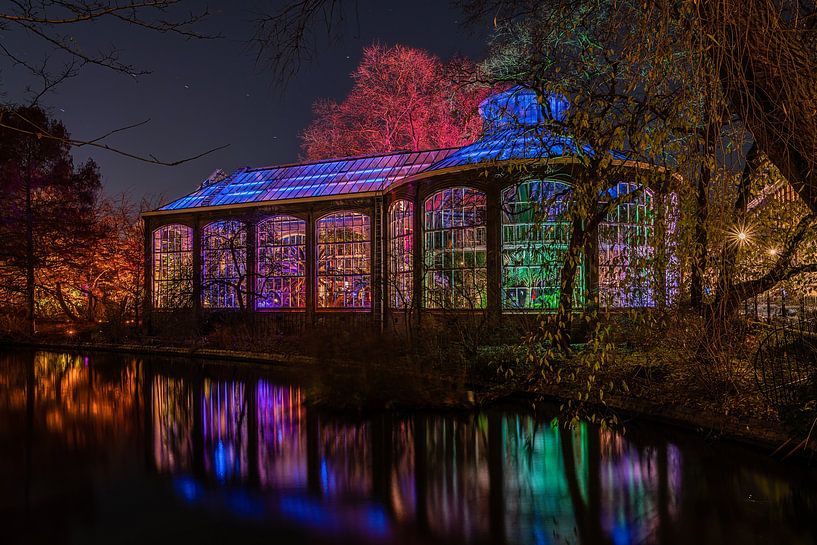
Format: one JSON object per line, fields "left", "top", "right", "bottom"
{"left": 257, "top": 215, "right": 306, "bottom": 309}
{"left": 501, "top": 180, "right": 582, "bottom": 310}
{"left": 201, "top": 220, "right": 247, "bottom": 309}
{"left": 423, "top": 187, "right": 487, "bottom": 309}
{"left": 599, "top": 182, "right": 654, "bottom": 307}
{"left": 152, "top": 224, "right": 193, "bottom": 308}
{"left": 317, "top": 212, "right": 371, "bottom": 309}
{"left": 388, "top": 200, "right": 414, "bottom": 308}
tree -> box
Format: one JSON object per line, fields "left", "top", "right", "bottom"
{"left": 300, "top": 44, "right": 491, "bottom": 160}
{"left": 691, "top": 1, "right": 817, "bottom": 213}
{"left": 256, "top": 0, "right": 816, "bottom": 210}
{"left": 483, "top": 1, "right": 683, "bottom": 332}
{"left": 0, "top": 106, "right": 102, "bottom": 335}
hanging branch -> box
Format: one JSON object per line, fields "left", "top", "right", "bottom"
{"left": 0, "top": 1, "right": 215, "bottom": 89}
{"left": 0, "top": 108, "right": 229, "bottom": 166}
{"left": 251, "top": 0, "right": 354, "bottom": 85}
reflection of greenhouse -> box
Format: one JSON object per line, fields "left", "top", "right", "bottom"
{"left": 143, "top": 87, "right": 668, "bottom": 332}
{"left": 5, "top": 353, "right": 816, "bottom": 545}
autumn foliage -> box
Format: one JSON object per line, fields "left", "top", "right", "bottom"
{"left": 301, "top": 44, "right": 492, "bottom": 160}
{"left": 0, "top": 106, "right": 146, "bottom": 335}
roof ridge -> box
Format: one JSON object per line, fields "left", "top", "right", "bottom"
{"left": 242, "top": 146, "right": 459, "bottom": 173}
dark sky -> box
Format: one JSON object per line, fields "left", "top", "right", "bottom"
{"left": 3, "top": 1, "right": 490, "bottom": 206}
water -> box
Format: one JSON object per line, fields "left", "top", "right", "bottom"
{"left": 0, "top": 350, "right": 815, "bottom": 545}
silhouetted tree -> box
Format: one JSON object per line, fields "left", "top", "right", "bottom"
{"left": 0, "top": 106, "right": 102, "bottom": 335}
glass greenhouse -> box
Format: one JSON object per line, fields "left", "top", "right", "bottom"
{"left": 143, "top": 87, "right": 672, "bottom": 332}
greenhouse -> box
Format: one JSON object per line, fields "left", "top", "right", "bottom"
{"left": 142, "top": 87, "right": 666, "bottom": 333}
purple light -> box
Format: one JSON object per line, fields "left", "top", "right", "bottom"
{"left": 160, "top": 149, "right": 455, "bottom": 211}
{"left": 257, "top": 216, "right": 307, "bottom": 309}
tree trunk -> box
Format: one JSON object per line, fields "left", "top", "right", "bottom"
{"left": 700, "top": 0, "right": 817, "bottom": 213}
{"left": 713, "top": 142, "right": 758, "bottom": 321}
{"left": 555, "top": 219, "right": 586, "bottom": 349}
{"left": 55, "top": 282, "right": 83, "bottom": 323}
{"left": 25, "top": 165, "right": 35, "bottom": 337}
{"left": 690, "top": 162, "right": 709, "bottom": 311}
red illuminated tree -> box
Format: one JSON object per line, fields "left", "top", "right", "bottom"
{"left": 301, "top": 44, "right": 492, "bottom": 160}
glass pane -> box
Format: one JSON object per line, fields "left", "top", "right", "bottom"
{"left": 201, "top": 220, "right": 247, "bottom": 309}
{"left": 423, "top": 187, "right": 487, "bottom": 309}
{"left": 257, "top": 216, "right": 307, "bottom": 309}
{"left": 152, "top": 224, "right": 193, "bottom": 309}
{"left": 317, "top": 212, "right": 372, "bottom": 309}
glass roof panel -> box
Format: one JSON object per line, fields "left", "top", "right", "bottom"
{"left": 157, "top": 128, "right": 589, "bottom": 212}
{"left": 159, "top": 148, "right": 466, "bottom": 210}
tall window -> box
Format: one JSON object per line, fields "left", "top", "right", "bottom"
{"left": 423, "top": 187, "right": 487, "bottom": 309}
{"left": 388, "top": 200, "right": 414, "bottom": 308}
{"left": 152, "top": 224, "right": 193, "bottom": 308}
{"left": 201, "top": 220, "right": 247, "bottom": 309}
{"left": 257, "top": 216, "right": 306, "bottom": 309}
{"left": 502, "top": 180, "right": 583, "bottom": 310}
{"left": 599, "top": 182, "right": 654, "bottom": 307}
{"left": 317, "top": 212, "right": 371, "bottom": 309}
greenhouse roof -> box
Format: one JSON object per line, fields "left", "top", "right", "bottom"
{"left": 159, "top": 148, "right": 456, "bottom": 211}
{"left": 157, "top": 86, "right": 625, "bottom": 212}
{"left": 426, "top": 128, "right": 576, "bottom": 171}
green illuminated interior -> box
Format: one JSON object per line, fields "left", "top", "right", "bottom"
{"left": 501, "top": 180, "right": 585, "bottom": 310}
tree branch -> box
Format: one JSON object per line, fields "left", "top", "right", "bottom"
{"left": 0, "top": 109, "right": 229, "bottom": 167}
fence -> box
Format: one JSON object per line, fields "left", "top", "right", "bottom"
{"left": 742, "top": 292, "right": 817, "bottom": 324}
{"left": 753, "top": 317, "right": 817, "bottom": 410}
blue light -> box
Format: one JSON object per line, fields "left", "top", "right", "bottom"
{"left": 226, "top": 489, "right": 266, "bottom": 519}
{"left": 612, "top": 522, "right": 633, "bottom": 545}
{"left": 214, "top": 440, "right": 227, "bottom": 482}
{"left": 363, "top": 505, "right": 390, "bottom": 539}
{"left": 479, "top": 86, "right": 569, "bottom": 130}
{"left": 277, "top": 496, "right": 393, "bottom": 539}
{"left": 156, "top": 86, "right": 626, "bottom": 213}
{"left": 173, "top": 475, "right": 203, "bottom": 503}
{"left": 159, "top": 149, "right": 454, "bottom": 211}
{"left": 320, "top": 459, "right": 330, "bottom": 495}
{"left": 279, "top": 496, "right": 333, "bottom": 529}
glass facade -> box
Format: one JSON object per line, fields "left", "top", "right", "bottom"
{"left": 599, "top": 182, "right": 655, "bottom": 307}
{"left": 502, "top": 180, "right": 584, "bottom": 310}
{"left": 317, "top": 212, "right": 372, "bottom": 309}
{"left": 150, "top": 183, "right": 662, "bottom": 315}
{"left": 423, "top": 187, "right": 487, "bottom": 309}
{"left": 150, "top": 87, "right": 668, "bottom": 317}
{"left": 388, "top": 200, "right": 414, "bottom": 308}
{"left": 152, "top": 224, "right": 193, "bottom": 309}
{"left": 257, "top": 215, "right": 306, "bottom": 309}
{"left": 201, "top": 220, "right": 247, "bottom": 309}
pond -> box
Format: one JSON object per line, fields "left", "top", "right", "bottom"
{"left": 0, "top": 349, "right": 815, "bottom": 545}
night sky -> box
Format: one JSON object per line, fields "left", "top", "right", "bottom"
{"left": 2, "top": 1, "right": 490, "bottom": 205}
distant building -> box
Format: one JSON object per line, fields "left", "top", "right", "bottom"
{"left": 142, "top": 87, "right": 667, "bottom": 334}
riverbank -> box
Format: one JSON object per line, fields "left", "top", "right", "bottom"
{"left": 0, "top": 337, "right": 810, "bottom": 458}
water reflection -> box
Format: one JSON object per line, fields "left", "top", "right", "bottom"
{"left": 0, "top": 350, "right": 815, "bottom": 545}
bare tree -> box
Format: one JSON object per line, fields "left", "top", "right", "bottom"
{"left": 0, "top": 1, "right": 228, "bottom": 167}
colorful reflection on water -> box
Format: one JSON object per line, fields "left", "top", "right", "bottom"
{"left": 0, "top": 350, "right": 815, "bottom": 545}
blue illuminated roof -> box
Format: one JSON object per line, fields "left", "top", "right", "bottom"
{"left": 426, "top": 128, "right": 576, "bottom": 171}
{"left": 479, "top": 86, "right": 568, "bottom": 130}
{"left": 159, "top": 86, "right": 613, "bottom": 212}
{"left": 160, "top": 148, "right": 456, "bottom": 211}
{"left": 426, "top": 86, "right": 576, "bottom": 171}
